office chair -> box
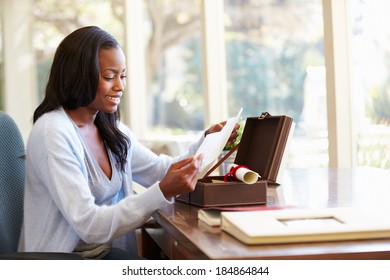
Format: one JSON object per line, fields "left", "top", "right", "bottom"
{"left": 0, "top": 111, "right": 82, "bottom": 259}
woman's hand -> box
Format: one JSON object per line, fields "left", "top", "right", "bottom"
{"left": 159, "top": 154, "right": 203, "bottom": 200}
{"left": 205, "top": 121, "right": 240, "bottom": 147}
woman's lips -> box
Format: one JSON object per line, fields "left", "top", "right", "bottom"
{"left": 105, "top": 92, "right": 122, "bottom": 105}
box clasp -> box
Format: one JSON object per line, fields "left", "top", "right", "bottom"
{"left": 259, "top": 112, "right": 271, "bottom": 119}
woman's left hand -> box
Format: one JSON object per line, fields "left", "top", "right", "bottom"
{"left": 205, "top": 121, "right": 240, "bottom": 146}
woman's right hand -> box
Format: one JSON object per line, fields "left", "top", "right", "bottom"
{"left": 159, "top": 154, "right": 203, "bottom": 200}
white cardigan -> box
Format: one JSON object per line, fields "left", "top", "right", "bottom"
{"left": 18, "top": 108, "right": 203, "bottom": 254}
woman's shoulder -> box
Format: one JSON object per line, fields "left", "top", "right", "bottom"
{"left": 31, "top": 108, "right": 79, "bottom": 141}
{"left": 118, "top": 121, "right": 135, "bottom": 139}
{"left": 36, "top": 107, "right": 67, "bottom": 125}
{"left": 27, "top": 108, "right": 85, "bottom": 165}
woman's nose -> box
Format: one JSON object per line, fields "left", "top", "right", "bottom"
{"left": 114, "top": 77, "right": 125, "bottom": 90}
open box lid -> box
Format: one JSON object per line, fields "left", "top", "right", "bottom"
{"left": 201, "top": 112, "right": 294, "bottom": 184}
{"left": 234, "top": 112, "right": 294, "bottom": 184}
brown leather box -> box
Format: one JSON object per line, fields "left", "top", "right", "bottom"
{"left": 176, "top": 112, "right": 293, "bottom": 207}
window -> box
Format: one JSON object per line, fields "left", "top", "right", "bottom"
{"left": 143, "top": 0, "right": 204, "bottom": 136}
{"left": 350, "top": 0, "right": 390, "bottom": 168}
{"left": 224, "top": 0, "right": 326, "bottom": 167}
{"left": 33, "top": 0, "right": 124, "bottom": 102}
{"left": 3, "top": 0, "right": 389, "bottom": 169}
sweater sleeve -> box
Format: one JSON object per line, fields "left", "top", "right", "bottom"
{"left": 28, "top": 116, "right": 170, "bottom": 244}
{"left": 119, "top": 122, "right": 205, "bottom": 188}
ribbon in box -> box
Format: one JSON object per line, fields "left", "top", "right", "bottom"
{"left": 224, "top": 164, "right": 260, "bottom": 184}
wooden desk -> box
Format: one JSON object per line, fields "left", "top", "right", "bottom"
{"left": 141, "top": 167, "right": 390, "bottom": 259}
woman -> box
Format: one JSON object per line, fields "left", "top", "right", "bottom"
{"left": 18, "top": 26, "right": 238, "bottom": 259}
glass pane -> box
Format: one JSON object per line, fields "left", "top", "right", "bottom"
{"left": 33, "top": 0, "right": 124, "bottom": 103}
{"left": 144, "top": 0, "right": 203, "bottom": 135}
{"left": 224, "top": 0, "right": 326, "bottom": 167}
{"left": 350, "top": 0, "right": 390, "bottom": 169}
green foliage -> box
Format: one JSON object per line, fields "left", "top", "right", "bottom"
{"left": 226, "top": 39, "right": 308, "bottom": 122}
{"left": 152, "top": 38, "right": 204, "bottom": 131}
{"left": 368, "top": 81, "right": 390, "bottom": 124}
{"left": 37, "top": 60, "right": 52, "bottom": 102}
{"left": 367, "top": 51, "right": 390, "bottom": 124}
{"left": 370, "top": 88, "right": 390, "bottom": 124}
{"left": 358, "top": 139, "right": 390, "bottom": 169}
{"left": 153, "top": 37, "right": 315, "bottom": 132}
{"left": 224, "top": 120, "right": 245, "bottom": 150}
{"left": 226, "top": 40, "right": 272, "bottom": 118}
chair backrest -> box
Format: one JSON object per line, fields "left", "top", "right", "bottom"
{"left": 0, "top": 112, "right": 26, "bottom": 254}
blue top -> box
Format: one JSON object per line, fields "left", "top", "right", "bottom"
{"left": 18, "top": 107, "right": 203, "bottom": 254}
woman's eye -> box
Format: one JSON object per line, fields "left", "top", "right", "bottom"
{"left": 120, "top": 75, "right": 127, "bottom": 79}
{"left": 104, "top": 77, "right": 114, "bottom": 81}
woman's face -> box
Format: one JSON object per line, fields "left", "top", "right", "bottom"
{"left": 88, "top": 47, "right": 127, "bottom": 114}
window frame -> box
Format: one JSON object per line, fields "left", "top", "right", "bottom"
{"left": 1, "top": 0, "right": 358, "bottom": 167}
